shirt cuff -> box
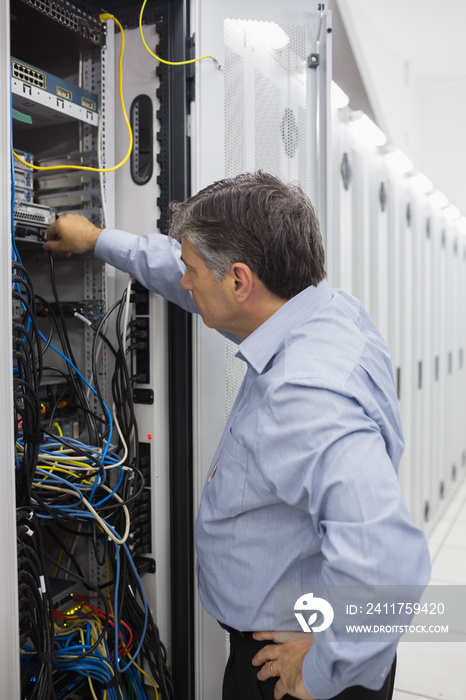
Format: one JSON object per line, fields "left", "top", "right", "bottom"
{"left": 94, "top": 227, "right": 135, "bottom": 269}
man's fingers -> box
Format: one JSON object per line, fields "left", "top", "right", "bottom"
{"left": 43, "top": 214, "right": 102, "bottom": 256}
{"left": 44, "top": 226, "right": 59, "bottom": 242}
{"left": 43, "top": 236, "right": 70, "bottom": 256}
{"left": 252, "top": 630, "right": 275, "bottom": 642}
{"left": 274, "top": 678, "right": 286, "bottom": 700}
{"left": 255, "top": 657, "right": 280, "bottom": 681}
{"left": 251, "top": 642, "right": 278, "bottom": 668}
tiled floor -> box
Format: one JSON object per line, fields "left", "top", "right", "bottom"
{"left": 393, "top": 477, "right": 466, "bottom": 700}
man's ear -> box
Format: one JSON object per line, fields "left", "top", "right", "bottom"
{"left": 230, "top": 262, "right": 254, "bottom": 302}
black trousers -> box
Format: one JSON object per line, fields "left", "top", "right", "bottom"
{"left": 222, "top": 630, "right": 397, "bottom": 700}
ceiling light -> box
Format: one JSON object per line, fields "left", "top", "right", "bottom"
{"left": 383, "top": 148, "right": 413, "bottom": 175}
{"left": 235, "top": 20, "right": 290, "bottom": 50}
{"left": 348, "top": 112, "right": 387, "bottom": 147}
{"left": 331, "top": 81, "right": 349, "bottom": 109}
{"left": 409, "top": 172, "right": 433, "bottom": 194}
{"left": 443, "top": 204, "right": 461, "bottom": 221}
{"left": 429, "top": 190, "right": 449, "bottom": 209}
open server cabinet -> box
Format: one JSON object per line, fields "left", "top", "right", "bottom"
{"left": 0, "top": 0, "right": 330, "bottom": 698}
{"left": 4, "top": 0, "right": 188, "bottom": 698}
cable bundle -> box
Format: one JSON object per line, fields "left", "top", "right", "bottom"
{"left": 18, "top": 508, "right": 55, "bottom": 700}
{"left": 13, "top": 262, "right": 173, "bottom": 698}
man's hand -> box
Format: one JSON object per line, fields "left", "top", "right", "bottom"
{"left": 252, "top": 631, "right": 316, "bottom": 700}
{"left": 44, "top": 214, "right": 103, "bottom": 257}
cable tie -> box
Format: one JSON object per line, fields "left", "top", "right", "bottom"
{"left": 35, "top": 650, "right": 57, "bottom": 664}
{"left": 23, "top": 431, "right": 43, "bottom": 444}
{"left": 101, "top": 677, "right": 116, "bottom": 689}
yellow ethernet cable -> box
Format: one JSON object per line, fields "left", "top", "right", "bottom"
{"left": 13, "top": 13, "right": 132, "bottom": 173}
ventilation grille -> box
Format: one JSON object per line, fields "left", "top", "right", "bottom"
{"left": 223, "top": 19, "right": 308, "bottom": 417}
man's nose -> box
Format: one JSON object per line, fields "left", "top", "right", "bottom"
{"left": 180, "top": 270, "right": 191, "bottom": 290}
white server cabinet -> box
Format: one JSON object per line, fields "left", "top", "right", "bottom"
{"left": 408, "top": 188, "right": 425, "bottom": 528}
{"left": 329, "top": 104, "right": 466, "bottom": 532}
{"left": 421, "top": 202, "right": 434, "bottom": 525}
{"left": 349, "top": 146, "right": 371, "bottom": 309}
{"left": 6, "top": 2, "right": 175, "bottom": 696}
{"left": 368, "top": 154, "right": 389, "bottom": 341}
{"left": 0, "top": 0, "right": 20, "bottom": 696}
{"left": 430, "top": 209, "right": 445, "bottom": 522}
{"left": 437, "top": 215, "right": 448, "bottom": 508}
{"left": 190, "top": 2, "right": 332, "bottom": 697}
{"left": 459, "top": 227, "right": 466, "bottom": 484}
{"left": 330, "top": 106, "right": 353, "bottom": 291}
{"left": 397, "top": 182, "right": 416, "bottom": 516}
{"left": 444, "top": 222, "right": 455, "bottom": 501}
{"left": 385, "top": 174, "right": 403, "bottom": 399}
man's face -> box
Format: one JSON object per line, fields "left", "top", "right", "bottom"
{"left": 180, "top": 239, "right": 235, "bottom": 332}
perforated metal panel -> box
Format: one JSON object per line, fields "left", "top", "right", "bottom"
{"left": 224, "top": 19, "right": 308, "bottom": 185}
{"left": 223, "top": 18, "right": 312, "bottom": 411}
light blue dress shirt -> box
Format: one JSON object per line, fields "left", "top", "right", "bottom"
{"left": 96, "top": 229, "right": 431, "bottom": 699}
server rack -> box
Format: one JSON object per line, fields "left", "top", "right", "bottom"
{"left": 332, "top": 98, "right": 466, "bottom": 533}
{"left": 6, "top": 0, "right": 193, "bottom": 697}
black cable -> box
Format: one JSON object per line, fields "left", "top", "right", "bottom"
{"left": 17, "top": 510, "right": 56, "bottom": 700}
{"left": 46, "top": 254, "right": 101, "bottom": 443}
{"left": 91, "top": 521, "right": 108, "bottom": 567}
{"left": 44, "top": 525, "right": 85, "bottom": 580}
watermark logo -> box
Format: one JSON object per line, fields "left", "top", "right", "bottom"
{"left": 294, "top": 593, "right": 334, "bottom": 633}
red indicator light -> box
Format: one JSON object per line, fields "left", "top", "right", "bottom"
{"left": 147, "top": 434, "right": 153, "bottom": 440}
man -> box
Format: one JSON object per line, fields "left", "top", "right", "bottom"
{"left": 44, "top": 172, "right": 430, "bottom": 700}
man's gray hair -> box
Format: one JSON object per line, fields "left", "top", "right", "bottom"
{"left": 169, "top": 171, "right": 326, "bottom": 299}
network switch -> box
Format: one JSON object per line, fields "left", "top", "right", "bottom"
{"left": 11, "top": 57, "right": 99, "bottom": 127}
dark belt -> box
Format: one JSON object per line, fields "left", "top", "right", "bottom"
{"left": 218, "top": 622, "right": 254, "bottom": 638}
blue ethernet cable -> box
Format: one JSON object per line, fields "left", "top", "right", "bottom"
{"left": 37, "top": 329, "right": 113, "bottom": 463}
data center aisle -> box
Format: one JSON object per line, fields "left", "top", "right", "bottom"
{"left": 393, "top": 476, "right": 466, "bottom": 700}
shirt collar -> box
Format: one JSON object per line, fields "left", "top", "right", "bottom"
{"left": 236, "top": 278, "right": 333, "bottom": 374}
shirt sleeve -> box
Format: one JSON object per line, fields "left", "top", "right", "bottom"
{"left": 94, "top": 227, "right": 199, "bottom": 313}
{"left": 259, "top": 381, "right": 431, "bottom": 699}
